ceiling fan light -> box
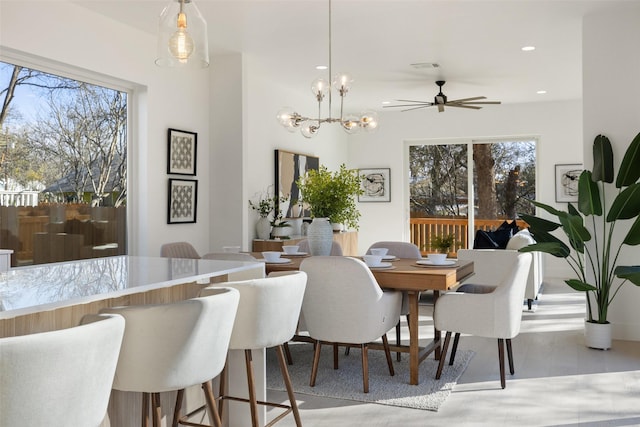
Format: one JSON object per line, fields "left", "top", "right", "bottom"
{"left": 156, "top": 0, "right": 209, "bottom": 68}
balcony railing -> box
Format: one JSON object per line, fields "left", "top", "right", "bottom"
{"left": 410, "top": 217, "right": 528, "bottom": 255}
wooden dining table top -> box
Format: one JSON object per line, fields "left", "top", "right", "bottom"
{"left": 251, "top": 253, "right": 474, "bottom": 292}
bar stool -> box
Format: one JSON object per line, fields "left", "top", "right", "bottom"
{"left": 100, "top": 287, "right": 239, "bottom": 427}
{"left": 0, "top": 313, "right": 125, "bottom": 427}
{"left": 200, "top": 271, "right": 307, "bottom": 427}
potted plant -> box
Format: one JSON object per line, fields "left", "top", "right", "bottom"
{"left": 249, "top": 190, "right": 288, "bottom": 240}
{"left": 297, "top": 164, "right": 363, "bottom": 255}
{"left": 297, "top": 164, "right": 364, "bottom": 230}
{"left": 430, "top": 233, "right": 458, "bottom": 256}
{"left": 519, "top": 132, "right": 640, "bottom": 349}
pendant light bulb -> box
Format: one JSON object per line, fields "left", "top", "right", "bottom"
{"left": 168, "top": 12, "right": 194, "bottom": 63}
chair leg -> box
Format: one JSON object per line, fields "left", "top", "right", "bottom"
{"left": 217, "top": 363, "right": 227, "bottom": 420}
{"left": 283, "top": 342, "right": 294, "bottom": 365}
{"left": 498, "top": 338, "right": 506, "bottom": 389}
{"left": 449, "top": 332, "right": 461, "bottom": 365}
{"left": 276, "top": 345, "right": 303, "bottom": 427}
{"left": 142, "top": 392, "right": 150, "bottom": 427}
{"left": 151, "top": 392, "right": 162, "bottom": 427}
{"left": 361, "top": 343, "right": 369, "bottom": 393}
{"left": 436, "top": 331, "right": 452, "bottom": 379}
{"left": 244, "top": 349, "right": 260, "bottom": 427}
{"left": 506, "top": 338, "right": 515, "bottom": 375}
{"left": 202, "top": 380, "right": 222, "bottom": 427}
{"left": 381, "top": 334, "right": 395, "bottom": 376}
{"left": 333, "top": 343, "right": 339, "bottom": 369}
{"left": 310, "top": 340, "right": 322, "bottom": 387}
{"left": 172, "top": 389, "right": 184, "bottom": 427}
{"left": 395, "top": 320, "right": 402, "bottom": 361}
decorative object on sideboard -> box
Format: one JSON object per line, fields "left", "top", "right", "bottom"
{"left": 249, "top": 189, "right": 288, "bottom": 240}
{"left": 275, "top": 0, "right": 378, "bottom": 138}
{"left": 358, "top": 168, "right": 391, "bottom": 202}
{"left": 156, "top": 0, "right": 209, "bottom": 68}
{"left": 167, "top": 128, "right": 197, "bottom": 175}
{"left": 520, "top": 132, "right": 640, "bottom": 350}
{"left": 306, "top": 217, "right": 333, "bottom": 256}
{"left": 167, "top": 178, "right": 197, "bottom": 224}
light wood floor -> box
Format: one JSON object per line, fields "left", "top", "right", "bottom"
{"left": 267, "top": 279, "right": 640, "bottom": 426}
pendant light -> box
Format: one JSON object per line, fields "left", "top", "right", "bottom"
{"left": 156, "top": 0, "right": 209, "bottom": 68}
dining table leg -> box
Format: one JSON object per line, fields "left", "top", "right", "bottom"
{"left": 408, "top": 290, "right": 420, "bottom": 385}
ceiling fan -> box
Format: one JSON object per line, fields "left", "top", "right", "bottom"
{"left": 384, "top": 80, "right": 501, "bottom": 112}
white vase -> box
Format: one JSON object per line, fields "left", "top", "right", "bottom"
{"left": 584, "top": 320, "right": 611, "bottom": 350}
{"left": 306, "top": 217, "right": 333, "bottom": 256}
{"left": 271, "top": 225, "right": 292, "bottom": 239}
{"left": 288, "top": 218, "right": 303, "bottom": 236}
{"left": 331, "top": 222, "right": 344, "bottom": 232}
{"left": 255, "top": 217, "right": 272, "bottom": 240}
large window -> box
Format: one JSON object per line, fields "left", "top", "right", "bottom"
{"left": 409, "top": 139, "right": 536, "bottom": 253}
{"left": 0, "top": 60, "right": 128, "bottom": 266}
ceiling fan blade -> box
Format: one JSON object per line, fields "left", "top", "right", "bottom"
{"left": 446, "top": 104, "right": 482, "bottom": 110}
{"left": 396, "top": 99, "right": 434, "bottom": 104}
{"left": 447, "top": 96, "right": 486, "bottom": 103}
{"left": 383, "top": 103, "right": 432, "bottom": 109}
{"left": 459, "top": 101, "right": 502, "bottom": 105}
{"left": 401, "top": 105, "right": 432, "bottom": 112}
{"left": 437, "top": 104, "right": 445, "bottom": 113}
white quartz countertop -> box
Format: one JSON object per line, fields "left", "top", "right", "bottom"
{"left": 0, "top": 255, "right": 263, "bottom": 318}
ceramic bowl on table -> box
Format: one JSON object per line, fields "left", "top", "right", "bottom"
{"left": 362, "top": 254, "right": 383, "bottom": 267}
{"left": 262, "top": 251, "right": 282, "bottom": 262}
{"left": 369, "top": 248, "right": 388, "bottom": 257}
{"left": 427, "top": 253, "right": 448, "bottom": 265}
{"left": 282, "top": 245, "right": 300, "bottom": 255}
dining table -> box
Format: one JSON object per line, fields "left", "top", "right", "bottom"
{"left": 252, "top": 252, "right": 474, "bottom": 385}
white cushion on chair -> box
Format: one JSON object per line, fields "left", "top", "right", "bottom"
{"left": 201, "top": 271, "right": 307, "bottom": 350}
{"left": 0, "top": 314, "right": 125, "bottom": 427}
{"left": 300, "top": 256, "right": 401, "bottom": 344}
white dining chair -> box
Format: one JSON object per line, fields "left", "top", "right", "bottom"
{"left": 0, "top": 313, "right": 125, "bottom": 427}
{"left": 434, "top": 252, "right": 532, "bottom": 388}
{"left": 160, "top": 241, "right": 201, "bottom": 259}
{"left": 202, "top": 252, "right": 257, "bottom": 261}
{"left": 201, "top": 271, "right": 307, "bottom": 427}
{"left": 300, "top": 256, "right": 401, "bottom": 393}
{"left": 297, "top": 239, "right": 343, "bottom": 256}
{"left": 100, "top": 287, "right": 240, "bottom": 427}
{"left": 367, "top": 241, "right": 422, "bottom": 361}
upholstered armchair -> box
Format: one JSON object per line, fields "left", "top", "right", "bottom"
{"left": 434, "top": 252, "right": 532, "bottom": 388}
{"left": 299, "top": 256, "right": 402, "bottom": 393}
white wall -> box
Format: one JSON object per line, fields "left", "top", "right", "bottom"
{"left": 1, "top": 1, "right": 212, "bottom": 256}
{"left": 347, "top": 100, "right": 583, "bottom": 278}
{"left": 583, "top": 3, "right": 640, "bottom": 340}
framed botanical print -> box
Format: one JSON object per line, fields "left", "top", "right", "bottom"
{"left": 555, "top": 164, "right": 582, "bottom": 202}
{"left": 359, "top": 168, "right": 391, "bottom": 202}
{"left": 168, "top": 178, "right": 198, "bottom": 224}
{"left": 167, "top": 128, "right": 197, "bottom": 175}
{"left": 274, "top": 149, "right": 320, "bottom": 218}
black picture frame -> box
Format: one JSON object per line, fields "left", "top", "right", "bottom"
{"left": 274, "top": 149, "right": 320, "bottom": 218}
{"left": 167, "top": 128, "right": 197, "bottom": 175}
{"left": 358, "top": 168, "right": 391, "bottom": 202}
{"left": 167, "top": 178, "right": 198, "bottom": 224}
{"left": 555, "top": 163, "right": 582, "bottom": 202}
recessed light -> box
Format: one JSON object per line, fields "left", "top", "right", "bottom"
{"left": 537, "top": 90, "right": 547, "bottom": 94}
{"left": 521, "top": 46, "right": 536, "bottom": 52}
{"left": 315, "top": 65, "right": 328, "bottom": 70}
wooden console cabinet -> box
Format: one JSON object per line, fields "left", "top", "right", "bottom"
{"left": 252, "top": 231, "right": 358, "bottom": 256}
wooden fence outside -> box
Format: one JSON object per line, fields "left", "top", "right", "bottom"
{"left": 409, "top": 217, "right": 528, "bottom": 255}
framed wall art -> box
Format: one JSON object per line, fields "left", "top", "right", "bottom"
{"left": 274, "top": 149, "right": 320, "bottom": 218}
{"left": 167, "top": 178, "right": 198, "bottom": 224}
{"left": 358, "top": 168, "right": 391, "bottom": 202}
{"left": 555, "top": 164, "right": 583, "bottom": 202}
{"left": 167, "top": 128, "right": 197, "bottom": 175}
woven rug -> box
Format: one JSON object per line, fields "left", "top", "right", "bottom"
{"left": 266, "top": 343, "right": 474, "bottom": 412}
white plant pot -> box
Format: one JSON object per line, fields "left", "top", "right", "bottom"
{"left": 307, "top": 217, "right": 333, "bottom": 255}
{"left": 331, "top": 222, "right": 344, "bottom": 232}
{"left": 271, "top": 225, "right": 292, "bottom": 238}
{"left": 584, "top": 320, "right": 612, "bottom": 350}
{"left": 255, "top": 217, "right": 272, "bottom": 240}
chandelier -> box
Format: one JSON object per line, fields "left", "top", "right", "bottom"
{"left": 276, "top": 0, "right": 379, "bottom": 138}
{"left": 156, "top": 0, "right": 209, "bottom": 68}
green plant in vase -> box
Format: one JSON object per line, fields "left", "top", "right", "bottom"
{"left": 430, "top": 234, "right": 458, "bottom": 254}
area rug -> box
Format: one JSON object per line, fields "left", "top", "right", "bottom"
{"left": 266, "top": 343, "right": 474, "bottom": 412}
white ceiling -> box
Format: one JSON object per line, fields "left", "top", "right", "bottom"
{"left": 74, "top": 0, "right": 635, "bottom": 113}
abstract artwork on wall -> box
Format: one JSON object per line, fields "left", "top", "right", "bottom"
{"left": 555, "top": 164, "right": 582, "bottom": 202}
{"left": 274, "top": 149, "right": 320, "bottom": 218}
{"left": 167, "top": 178, "right": 198, "bottom": 224}
{"left": 358, "top": 168, "right": 391, "bottom": 202}
{"left": 167, "top": 128, "right": 197, "bottom": 175}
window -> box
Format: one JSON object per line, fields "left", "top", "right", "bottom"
{"left": 409, "top": 139, "right": 536, "bottom": 253}
{"left": 0, "top": 59, "right": 128, "bottom": 266}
